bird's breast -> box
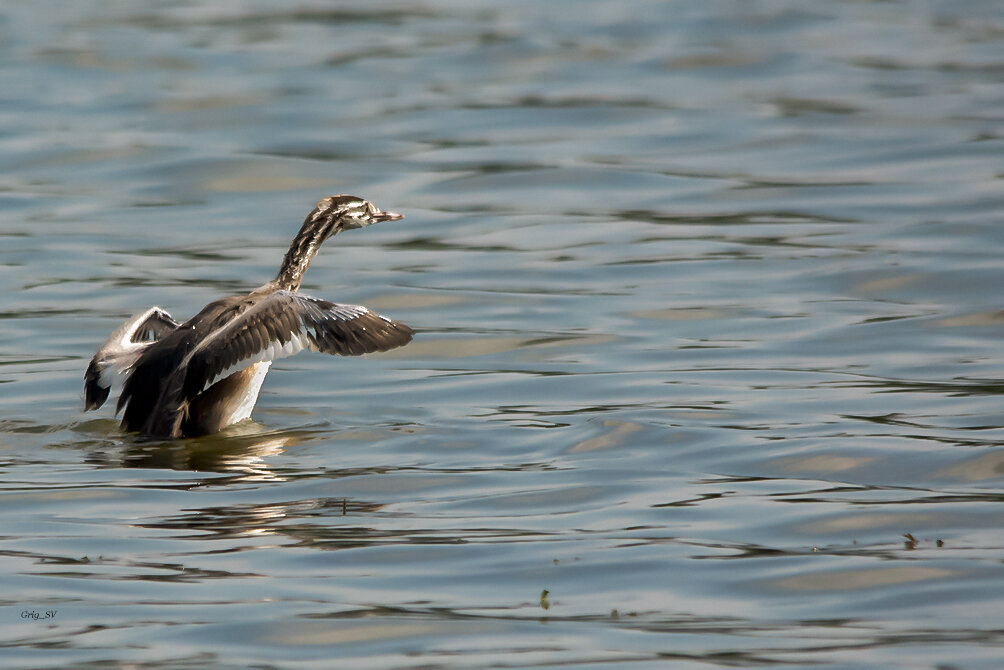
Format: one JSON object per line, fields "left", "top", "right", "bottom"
{"left": 184, "top": 361, "right": 272, "bottom": 435}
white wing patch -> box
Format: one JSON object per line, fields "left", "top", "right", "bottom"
{"left": 200, "top": 323, "right": 312, "bottom": 393}
{"left": 86, "top": 306, "right": 179, "bottom": 409}
{"left": 191, "top": 297, "right": 375, "bottom": 394}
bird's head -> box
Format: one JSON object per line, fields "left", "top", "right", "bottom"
{"left": 274, "top": 194, "right": 405, "bottom": 291}
{"left": 309, "top": 194, "right": 403, "bottom": 237}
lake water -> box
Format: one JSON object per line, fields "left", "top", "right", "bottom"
{"left": 2, "top": 1, "right": 1003, "bottom": 668}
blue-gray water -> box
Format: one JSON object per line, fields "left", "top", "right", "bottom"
{"left": 2, "top": 1, "right": 1003, "bottom": 668}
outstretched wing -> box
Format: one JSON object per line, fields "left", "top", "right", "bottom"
{"left": 84, "top": 306, "right": 180, "bottom": 410}
{"left": 180, "top": 290, "right": 413, "bottom": 402}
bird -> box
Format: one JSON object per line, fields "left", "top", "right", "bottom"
{"left": 84, "top": 194, "right": 414, "bottom": 438}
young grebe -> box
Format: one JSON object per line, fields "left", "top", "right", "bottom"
{"left": 84, "top": 195, "right": 414, "bottom": 438}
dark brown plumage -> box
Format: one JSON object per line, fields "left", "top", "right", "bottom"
{"left": 85, "top": 195, "right": 413, "bottom": 438}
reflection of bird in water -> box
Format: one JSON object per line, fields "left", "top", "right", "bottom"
{"left": 119, "top": 422, "right": 295, "bottom": 481}
{"left": 84, "top": 195, "right": 414, "bottom": 438}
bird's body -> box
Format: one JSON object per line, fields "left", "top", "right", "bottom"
{"left": 85, "top": 195, "right": 413, "bottom": 438}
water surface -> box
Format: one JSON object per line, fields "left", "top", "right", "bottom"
{"left": 2, "top": 1, "right": 1003, "bottom": 668}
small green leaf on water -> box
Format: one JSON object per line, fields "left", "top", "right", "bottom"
{"left": 540, "top": 589, "right": 550, "bottom": 610}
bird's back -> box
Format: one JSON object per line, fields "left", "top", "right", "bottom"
{"left": 119, "top": 295, "right": 248, "bottom": 437}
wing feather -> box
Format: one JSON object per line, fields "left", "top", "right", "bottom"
{"left": 180, "top": 290, "right": 413, "bottom": 400}
{"left": 84, "top": 306, "right": 180, "bottom": 410}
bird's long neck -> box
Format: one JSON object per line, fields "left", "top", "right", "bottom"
{"left": 274, "top": 213, "right": 337, "bottom": 292}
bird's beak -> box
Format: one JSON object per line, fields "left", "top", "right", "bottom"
{"left": 372, "top": 209, "right": 404, "bottom": 223}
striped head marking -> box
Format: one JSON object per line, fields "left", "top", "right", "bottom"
{"left": 310, "top": 194, "right": 403, "bottom": 230}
